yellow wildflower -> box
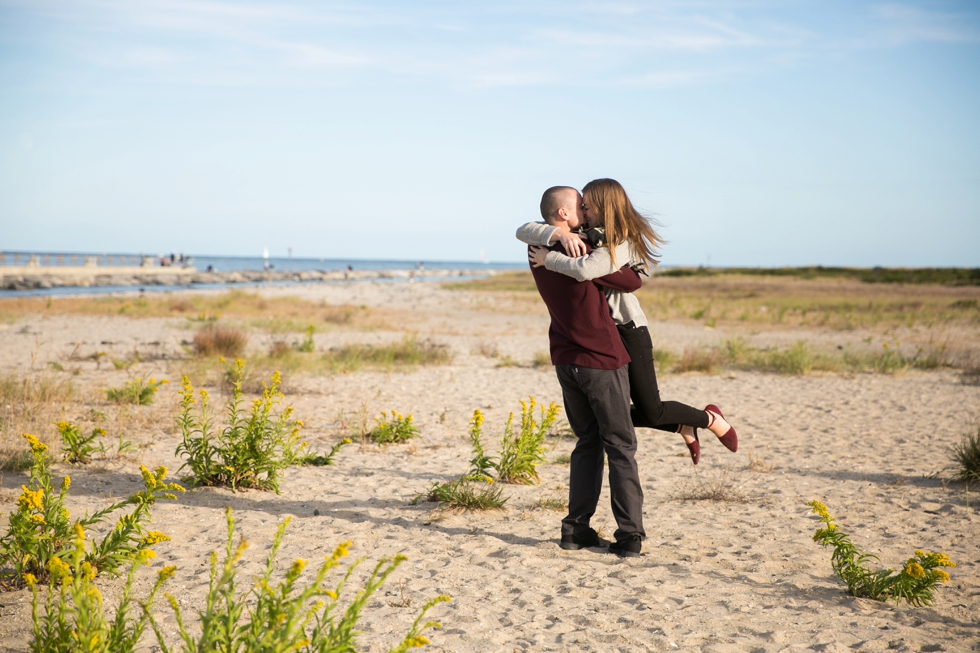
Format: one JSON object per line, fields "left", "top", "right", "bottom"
{"left": 933, "top": 570, "right": 951, "bottom": 583}
{"left": 140, "top": 465, "right": 157, "bottom": 489}
{"left": 915, "top": 549, "right": 924, "bottom": 557}
{"left": 137, "top": 549, "right": 156, "bottom": 564}
{"left": 933, "top": 553, "right": 955, "bottom": 568}
{"left": 904, "top": 561, "right": 926, "bottom": 579}
{"left": 93, "top": 428, "right": 106, "bottom": 438}
{"left": 141, "top": 531, "right": 171, "bottom": 546}
{"left": 342, "top": 438, "right": 352, "bottom": 445}
{"left": 74, "top": 523, "right": 85, "bottom": 540}
{"left": 22, "top": 573, "right": 37, "bottom": 587}
{"left": 325, "top": 590, "right": 338, "bottom": 600}
{"left": 62, "top": 475, "right": 71, "bottom": 491}
{"left": 47, "top": 557, "right": 72, "bottom": 582}
{"left": 29, "top": 514, "right": 46, "bottom": 525}
{"left": 81, "top": 561, "right": 96, "bottom": 581}
{"left": 23, "top": 434, "right": 48, "bottom": 454}
{"left": 19, "top": 486, "right": 44, "bottom": 512}
{"left": 158, "top": 565, "right": 177, "bottom": 582}
{"left": 288, "top": 559, "right": 307, "bottom": 577}
{"left": 160, "top": 378, "right": 169, "bottom": 384}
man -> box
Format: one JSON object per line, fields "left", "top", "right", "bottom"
{"left": 526, "top": 185, "right": 645, "bottom": 558}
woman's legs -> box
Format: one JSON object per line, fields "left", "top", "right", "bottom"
{"left": 618, "top": 323, "right": 709, "bottom": 431}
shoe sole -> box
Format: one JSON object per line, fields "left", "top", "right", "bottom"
{"left": 559, "top": 542, "right": 609, "bottom": 551}
{"left": 610, "top": 548, "right": 641, "bottom": 558}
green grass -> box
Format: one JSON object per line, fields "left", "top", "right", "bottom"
{"left": 657, "top": 266, "right": 980, "bottom": 286}
{"left": 414, "top": 480, "right": 507, "bottom": 510}
{"left": 322, "top": 336, "right": 451, "bottom": 372}
{"left": 650, "top": 339, "right": 946, "bottom": 377}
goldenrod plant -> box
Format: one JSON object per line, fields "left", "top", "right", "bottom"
{"left": 463, "top": 410, "right": 495, "bottom": 482}
{"left": 367, "top": 411, "right": 419, "bottom": 444}
{"left": 57, "top": 421, "right": 104, "bottom": 464}
{"left": 177, "top": 360, "right": 344, "bottom": 491}
{"left": 415, "top": 410, "right": 506, "bottom": 510}
{"left": 297, "top": 324, "right": 316, "bottom": 352}
{"left": 807, "top": 501, "right": 955, "bottom": 606}
{"left": 176, "top": 361, "right": 301, "bottom": 492}
{"left": 105, "top": 377, "right": 168, "bottom": 405}
{"left": 147, "top": 508, "right": 450, "bottom": 653}
{"left": 25, "top": 525, "right": 173, "bottom": 653}
{"left": 496, "top": 398, "right": 560, "bottom": 485}
{"left": 0, "top": 434, "right": 182, "bottom": 588}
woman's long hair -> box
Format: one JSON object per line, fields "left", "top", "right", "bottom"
{"left": 582, "top": 178, "right": 663, "bottom": 269}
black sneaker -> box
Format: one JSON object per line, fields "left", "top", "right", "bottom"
{"left": 609, "top": 534, "right": 642, "bottom": 558}
{"left": 559, "top": 528, "right": 610, "bottom": 550}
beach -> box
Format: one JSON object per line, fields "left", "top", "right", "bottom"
{"left": 0, "top": 276, "right": 978, "bottom": 652}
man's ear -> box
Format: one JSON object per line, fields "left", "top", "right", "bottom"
{"left": 555, "top": 206, "right": 569, "bottom": 223}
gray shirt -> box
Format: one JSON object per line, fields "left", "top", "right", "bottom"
{"left": 516, "top": 222, "right": 648, "bottom": 328}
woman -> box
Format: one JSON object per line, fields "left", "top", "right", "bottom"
{"left": 517, "top": 178, "right": 737, "bottom": 464}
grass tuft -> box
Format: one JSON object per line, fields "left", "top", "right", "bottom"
{"left": 193, "top": 325, "right": 249, "bottom": 357}
{"left": 105, "top": 377, "right": 167, "bottom": 405}
{"left": 323, "top": 336, "right": 451, "bottom": 372}
{"left": 951, "top": 425, "right": 980, "bottom": 484}
{"left": 415, "top": 480, "right": 507, "bottom": 510}
{"left": 672, "top": 466, "right": 749, "bottom": 503}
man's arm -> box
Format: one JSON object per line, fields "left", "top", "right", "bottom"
{"left": 594, "top": 266, "right": 642, "bottom": 293}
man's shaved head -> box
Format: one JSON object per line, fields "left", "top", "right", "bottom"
{"left": 540, "top": 186, "right": 578, "bottom": 224}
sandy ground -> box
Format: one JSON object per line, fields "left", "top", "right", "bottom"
{"left": 0, "top": 280, "right": 978, "bottom": 652}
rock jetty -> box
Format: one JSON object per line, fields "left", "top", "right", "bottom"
{"left": 0, "top": 266, "right": 499, "bottom": 291}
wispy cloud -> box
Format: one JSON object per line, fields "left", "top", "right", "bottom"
{"left": 3, "top": 0, "right": 978, "bottom": 89}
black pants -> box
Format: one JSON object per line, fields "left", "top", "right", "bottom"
{"left": 556, "top": 364, "right": 644, "bottom": 541}
{"left": 618, "top": 323, "right": 709, "bottom": 432}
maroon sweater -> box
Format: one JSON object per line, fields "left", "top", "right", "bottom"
{"left": 529, "top": 242, "right": 642, "bottom": 370}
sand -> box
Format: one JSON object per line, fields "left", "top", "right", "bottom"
{"left": 0, "top": 279, "right": 978, "bottom": 652}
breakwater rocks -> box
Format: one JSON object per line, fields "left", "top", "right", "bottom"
{"left": 0, "top": 266, "right": 501, "bottom": 291}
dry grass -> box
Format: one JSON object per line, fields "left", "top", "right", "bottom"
{"left": 0, "top": 375, "right": 75, "bottom": 470}
{"left": 448, "top": 271, "right": 980, "bottom": 339}
{"left": 193, "top": 326, "right": 249, "bottom": 357}
{"left": 671, "top": 466, "right": 751, "bottom": 503}
{"left": 0, "top": 290, "right": 377, "bottom": 331}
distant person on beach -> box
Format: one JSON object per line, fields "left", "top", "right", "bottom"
{"left": 527, "top": 185, "right": 646, "bottom": 557}
{"left": 517, "top": 179, "right": 738, "bottom": 464}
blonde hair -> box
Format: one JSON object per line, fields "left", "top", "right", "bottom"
{"left": 582, "top": 178, "right": 662, "bottom": 268}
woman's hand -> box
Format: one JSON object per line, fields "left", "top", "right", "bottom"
{"left": 551, "top": 230, "right": 588, "bottom": 257}
{"left": 528, "top": 246, "right": 549, "bottom": 268}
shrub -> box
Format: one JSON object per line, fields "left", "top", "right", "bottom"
{"left": 57, "top": 421, "right": 103, "bottom": 464}
{"left": 367, "top": 411, "right": 419, "bottom": 444}
{"left": 952, "top": 425, "right": 980, "bottom": 483}
{"left": 105, "top": 377, "right": 167, "bottom": 405}
{"left": 193, "top": 325, "right": 248, "bottom": 357}
{"left": 807, "top": 501, "right": 955, "bottom": 605}
{"left": 26, "top": 527, "right": 172, "bottom": 653}
{"left": 496, "top": 398, "right": 560, "bottom": 485}
{"left": 176, "top": 360, "right": 306, "bottom": 492}
{"left": 0, "top": 434, "right": 182, "bottom": 588}
{"left": 147, "top": 508, "right": 450, "bottom": 653}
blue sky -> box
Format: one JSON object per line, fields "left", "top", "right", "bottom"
{"left": 1, "top": 1, "right": 978, "bottom": 266}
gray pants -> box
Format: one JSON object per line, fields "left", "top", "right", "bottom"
{"left": 556, "top": 364, "right": 645, "bottom": 541}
